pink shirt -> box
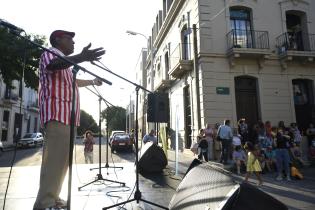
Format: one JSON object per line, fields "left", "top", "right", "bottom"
{"left": 39, "top": 47, "right": 80, "bottom": 126}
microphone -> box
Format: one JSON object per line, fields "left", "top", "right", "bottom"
{"left": 0, "top": 19, "right": 24, "bottom": 33}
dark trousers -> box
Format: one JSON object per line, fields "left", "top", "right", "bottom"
{"left": 198, "top": 149, "right": 208, "bottom": 162}
{"left": 220, "top": 139, "right": 232, "bottom": 164}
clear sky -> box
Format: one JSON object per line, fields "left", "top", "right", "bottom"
{"left": 0, "top": 0, "right": 162, "bottom": 123}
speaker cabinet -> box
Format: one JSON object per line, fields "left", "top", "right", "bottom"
{"left": 147, "top": 93, "right": 169, "bottom": 123}
{"left": 138, "top": 141, "right": 167, "bottom": 173}
{"left": 169, "top": 160, "right": 287, "bottom": 210}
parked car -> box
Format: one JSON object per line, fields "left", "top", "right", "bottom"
{"left": 17, "top": 132, "right": 44, "bottom": 148}
{"left": 109, "top": 130, "right": 125, "bottom": 142}
{"left": 110, "top": 133, "right": 133, "bottom": 152}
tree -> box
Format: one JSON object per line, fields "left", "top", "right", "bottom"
{"left": 77, "top": 110, "right": 99, "bottom": 136}
{"left": 0, "top": 28, "right": 46, "bottom": 90}
{"left": 101, "top": 106, "right": 126, "bottom": 133}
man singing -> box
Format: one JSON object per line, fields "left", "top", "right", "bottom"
{"left": 33, "top": 30, "right": 105, "bottom": 210}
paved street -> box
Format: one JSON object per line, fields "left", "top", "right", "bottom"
{"left": 0, "top": 138, "right": 315, "bottom": 209}
{"left": 0, "top": 137, "right": 135, "bottom": 167}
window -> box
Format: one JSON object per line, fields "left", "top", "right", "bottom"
{"left": 181, "top": 26, "right": 190, "bottom": 60}
{"left": 230, "top": 8, "right": 253, "bottom": 48}
{"left": 164, "top": 52, "right": 169, "bottom": 73}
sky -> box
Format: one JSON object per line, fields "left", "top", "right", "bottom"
{"left": 0, "top": 0, "right": 162, "bottom": 123}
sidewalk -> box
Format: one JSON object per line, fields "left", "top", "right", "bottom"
{"left": 166, "top": 148, "right": 315, "bottom": 210}
{"left": 0, "top": 147, "right": 314, "bottom": 210}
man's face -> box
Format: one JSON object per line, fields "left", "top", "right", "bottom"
{"left": 56, "top": 34, "right": 74, "bottom": 55}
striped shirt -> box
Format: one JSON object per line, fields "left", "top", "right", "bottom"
{"left": 38, "top": 47, "right": 80, "bottom": 126}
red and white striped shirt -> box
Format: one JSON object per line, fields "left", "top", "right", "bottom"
{"left": 38, "top": 47, "right": 80, "bottom": 126}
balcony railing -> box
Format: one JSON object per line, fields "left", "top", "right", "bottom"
{"left": 3, "top": 88, "right": 19, "bottom": 103}
{"left": 169, "top": 43, "right": 193, "bottom": 78}
{"left": 276, "top": 32, "right": 315, "bottom": 53}
{"left": 227, "top": 29, "right": 269, "bottom": 50}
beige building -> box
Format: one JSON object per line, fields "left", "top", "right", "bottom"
{"left": 0, "top": 78, "right": 40, "bottom": 147}
{"left": 135, "top": 0, "right": 315, "bottom": 150}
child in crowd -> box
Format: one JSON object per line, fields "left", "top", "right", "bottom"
{"left": 232, "top": 145, "right": 246, "bottom": 175}
{"left": 308, "top": 140, "right": 315, "bottom": 160}
{"left": 290, "top": 143, "right": 303, "bottom": 167}
{"left": 197, "top": 129, "right": 208, "bottom": 162}
{"left": 244, "top": 142, "right": 263, "bottom": 186}
{"left": 289, "top": 123, "right": 302, "bottom": 146}
{"left": 265, "top": 146, "right": 277, "bottom": 172}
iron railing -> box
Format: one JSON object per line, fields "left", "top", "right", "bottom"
{"left": 4, "top": 88, "right": 18, "bottom": 100}
{"left": 276, "top": 32, "right": 315, "bottom": 53}
{"left": 227, "top": 29, "right": 269, "bottom": 50}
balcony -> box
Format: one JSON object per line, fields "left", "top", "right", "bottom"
{"left": 168, "top": 43, "right": 193, "bottom": 78}
{"left": 226, "top": 29, "right": 271, "bottom": 67}
{"left": 3, "top": 89, "right": 19, "bottom": 104}
{"left": 28, "top": 101, "right": 39, "bottom": 112}
{"left": 276, "top": 32, "right": 315, "bottom": 67}
{"left": 155, "top": 79, "right": 172, "bottom": 92}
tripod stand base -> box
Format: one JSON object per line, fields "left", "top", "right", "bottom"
{"left": 90, "top": 163, "right": 123, "bottom": 171}
{"left": 78, "top": 174, "right": 125, "bottom": 191}
{"left": 102, "top": 190, "right": 169, "bottom": 210}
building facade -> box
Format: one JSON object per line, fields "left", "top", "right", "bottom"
{"left": 136, "top": 0, "right": 315, "bottom": 150}
{"left": 0, "top": 78, "right": 40, "bottom": 147}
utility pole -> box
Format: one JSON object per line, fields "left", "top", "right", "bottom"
{"left": 193, "top": 24, "right": 201, "bottom": 130}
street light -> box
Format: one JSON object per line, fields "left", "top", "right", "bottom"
{"left": 126, "top": 29, "right": 155, "bottom": 136}
{"left": 126, "top": 30, "right": 149, "bottom": 41}
{"left": 126, "top": 29, "right": 155, "bottom": 90}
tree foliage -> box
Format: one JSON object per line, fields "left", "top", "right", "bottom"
{"left": 77, "top": 110, "right": 99, "bottom": 136}
{"left": 0, "top": 28, "right": 46, "bottom": 90}
{"left": 101, "top": 106, "right": 126, "bottom": 133}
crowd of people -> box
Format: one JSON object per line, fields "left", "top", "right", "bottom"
{"left": 191, "top": 119, "right": 315, "bottom": 184}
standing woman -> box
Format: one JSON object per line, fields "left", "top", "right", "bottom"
{"left": 83, "top": 130, "right": 95, "bottom": 164}
{"left": 213, "top": 123, "right": 222, "bottom": 160}
{"left": 197, "top": 129, "right": 208, "bottom": 161}
{"left": 204, "top": 123, "right": 214, "bottom": 160}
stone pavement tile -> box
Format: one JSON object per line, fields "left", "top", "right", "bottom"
{"left": 0, "top": 163, "right": 178, "bottom": 210}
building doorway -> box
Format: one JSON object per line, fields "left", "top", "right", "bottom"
{"left": 183, "top": 85, "right": 192, "bottom": 148}
{"left": 14, "top": 113, "right": 23, "bottom": 142}
{"left": 235, "top": 76, "right": 260, "bottom": 126}
{"left": 292, "top": 79, "right": 314, "bottom": 130}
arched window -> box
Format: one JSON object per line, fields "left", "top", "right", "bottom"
{"left": 230, "top": 7, "right": 253, "bottom": 48}
{"left": 181, "top": 25, "right": 190, "bottom": 60}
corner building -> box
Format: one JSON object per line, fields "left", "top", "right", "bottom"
{"left": 137, "top": 0, "right": 315, "bottom": 150}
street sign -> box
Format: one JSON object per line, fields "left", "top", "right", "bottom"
{"left": 216, "top": 87, "right": 230, "bottom": 95}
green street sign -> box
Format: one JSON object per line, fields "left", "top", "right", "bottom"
{"left": 216, "top": 87, "right": 230, "bottom": 95}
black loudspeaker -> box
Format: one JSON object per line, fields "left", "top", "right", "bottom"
{"left": 169, "top": 161, "right": 288, "bottom": 210}
{"left": 147, "top": 93, "right": 169, "bottom": 123}
{"left": 138, "top": 141, "right": 168, "bottom": 173}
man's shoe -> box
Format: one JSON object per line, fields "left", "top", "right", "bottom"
{"left": 276, "top": 175, "right": 283, "bottom": 181}
{"left": 286, "top": 176, "right": 291, "bottom": 181}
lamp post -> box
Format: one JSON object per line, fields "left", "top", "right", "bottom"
{"left": 126, "top": 30, "right": 155, "bottom": 136}
{"left": 126, "top": 30, "right": 154, "bottom": 91}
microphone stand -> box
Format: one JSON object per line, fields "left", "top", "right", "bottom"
{"left": 78, "top": 87, "right": 125, "bottom": 191}
{"left": 6, "top": 30, "right": 112, "bottom": 210}
{"left": 87, "top": 87, "right": 124, "bottom": 172}
{"left": 90, "top": 61, "right": 169, "bottom": 210}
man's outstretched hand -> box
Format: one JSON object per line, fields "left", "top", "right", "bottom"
{"left": 80, "top": 43, "right": 105, "bottom": 62}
